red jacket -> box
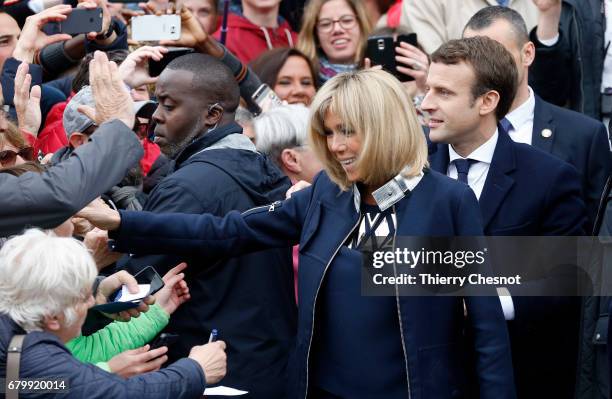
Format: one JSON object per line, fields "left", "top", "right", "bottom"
{"left": 214, "top": 13, "right": 297, "bottom": 64}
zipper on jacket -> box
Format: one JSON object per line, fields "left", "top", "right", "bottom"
{"left": 241, "top": 200, "right": 283, "bottom": 217}
{"left": 303, "top": 216, "right": 360, "bottom": 399}
{"left": 391, "top": 205, "right": 411, "bottom": 399}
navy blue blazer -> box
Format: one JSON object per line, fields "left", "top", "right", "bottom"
{"left": 429, "top": 127, "right": 586, "bottom": 236}
{"left": 109, "top": 170, "right": 516, "bottom": 399}
{"left": 532, "top": 95, "right": 611, "bottom": 233}
{"left": 429, "top": 128, "right": 586, "bottom": 399}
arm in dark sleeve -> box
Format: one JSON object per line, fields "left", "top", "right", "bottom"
{"left": 21, "top": 339, "right": 206, "bottom": 399}
{"left": 84, "top": 19, "right": 128, "bottom": 53}
{"left": 110, "top": 181, "right": 315, "bottom": 262}
{"left": 528, "top": 28, "right": 573, "bottom": 107}
{"left": 542, "top": 162, "right": 587, "bottom": 235}
{"left": 0, "top": 119, "right": 144, "bottom": 236}
{"left": 116, "top": 181, "right": 207, "bottom": 276}
{"left": 218, "top": 44, "right": 262, "bottom": 114}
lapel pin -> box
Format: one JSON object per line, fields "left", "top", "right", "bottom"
{"left": 541, "top": 128, "right": 552, "bottom": 138}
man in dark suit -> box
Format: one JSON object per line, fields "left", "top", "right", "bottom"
{"left": 423, "top": 36, "right": 586, "bottom": 399}
{"left": 463, "top": 5, "right": 611, "bottom": 234}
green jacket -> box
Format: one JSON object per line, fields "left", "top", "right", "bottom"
{"left": 67, "top": 304, "right": 169, "bottom": 371}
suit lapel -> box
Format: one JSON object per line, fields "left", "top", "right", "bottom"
{"left": 532, "top": 95, "right": 556, "bottom": 154}
{"left": 479, "top": 130, "right": 517, "bottom": 230}
{"left": 428, "top": 142, "right": 451, "bottom": 173}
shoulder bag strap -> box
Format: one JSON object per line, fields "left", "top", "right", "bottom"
{"left": 6, "top": 334, "right": 25, "bottom": 399}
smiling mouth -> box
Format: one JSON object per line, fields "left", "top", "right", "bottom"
{"left": 339, "top": 158, "right": 355, "bottom": 166}
{"left": 331, "top": 38, "right": 349, "bottom": 46}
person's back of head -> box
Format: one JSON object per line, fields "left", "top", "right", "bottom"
{"left": 166, "top": 53, "right": 241, "bottom": 114}
{"left": 0, "top": 229, "right": 97, "bottom": 333}
{"left": 254, "top": 103, "right": 310, "bottom": 160}
{"left": 463, "top": 6, "right": 529, "bottom": 48}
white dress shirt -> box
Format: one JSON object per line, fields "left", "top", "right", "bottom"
{"left": 447, "top": 130, "right": 515, "bottom": 320}
{"left": 447, "top": 130, "right": 498, "bottom": 200}
{"left": 504, "top": 87, "right": 535, "bottom": 145}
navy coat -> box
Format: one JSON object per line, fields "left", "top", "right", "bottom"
{"left": 429, "top": 128, "right": 586, "bottom": 399}
{"left": 110, "top": 169, "right": 516, "bottom": 399}
{"left": 0, "top": 315, "right": 206, "bottom": 398}
{"left": 532, "top": 95, "right": 611, "bottom": 233}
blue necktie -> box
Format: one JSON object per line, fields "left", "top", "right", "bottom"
{"left": 453, "top": 159, "right": 477, "bottom": 184}
{"left": 497, "top": 0, "right": 509, "bottom": 6}
{"left": 500, "top": 117, "right": 514, "bottom": 133}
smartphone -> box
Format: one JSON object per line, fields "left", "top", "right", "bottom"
{"left": 367, "top": 34, "right": 419, "bottom": 82}
{"left": 91, "top": 266, "right": 165, "bottom": 314}
{"left": 58, "top": 8, "right": 103, "bottom": 35}
{"left": 252, "top": 84, "right": 282, "bottom": 115}
{"left": 131, "top": 15, "right": 181, "bottom": 41}
{"left": 150, "top": 333, "right": 180, "bottom": 350}
{"left": 149, "top": 47, "right": 194, "bottom": 77}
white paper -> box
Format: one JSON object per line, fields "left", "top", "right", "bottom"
{"left": 115, "top": 284, "right": 150, "bottom": 302}
{"left": 203, "top": 386, "right": 248, "bottom": 396}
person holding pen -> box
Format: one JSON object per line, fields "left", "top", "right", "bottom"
{"left": 78, "top": 68, "right": 515, "bottom": 399}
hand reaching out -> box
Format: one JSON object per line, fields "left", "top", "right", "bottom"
{"left": 154, "top": 262, "right": 191, "bottom": 315}
{"left": 108, "top": 345, "right": 168, "bottom": 377}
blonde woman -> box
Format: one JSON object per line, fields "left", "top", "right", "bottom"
{"left": 78, "top": 69, "right": 514, "bottom": 399}
{"left": 297, "top": 0, "right": 371, "bottom": 82}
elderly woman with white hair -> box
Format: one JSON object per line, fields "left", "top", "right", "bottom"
{"left": 0, "top": 229, "right": 226, "bottom": 398}
{"left": 253, "top": 104, "right": 323, "bottom": 184}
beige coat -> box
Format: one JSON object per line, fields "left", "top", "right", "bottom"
{"left": 399, "top": 0, "right": 539, "bottom": 54}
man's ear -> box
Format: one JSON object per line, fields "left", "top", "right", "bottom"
{"left": 69, "top": 132, "right": 87, "bottom": 148}
{"left": 205, "top": 104, "right": 224, "bottom": 126}
{"left": 43, "top": 314, "right": 62, "bottom": 332}
{"left": 522, "top": 41, "right": 536, "bottom": 68}
{"left": 280, "top": 148, "right": 302, "bottom": 174}
{"left": 479, "top": 90, "right": 501, "bottom": 117}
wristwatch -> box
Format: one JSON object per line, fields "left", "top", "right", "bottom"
{"left": 95, "top": 20, "right": 115, "bottom": 41}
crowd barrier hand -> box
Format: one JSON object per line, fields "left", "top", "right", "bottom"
{"left": 13, "top": 62, "right": 41, "bottom": 136}
{"left": 189, "top": 341, "right": 227, "bottom": 384}
{"left": 12, "top": 5, "right": 72, "bottom": 63}
{"left": 108, "top": 345, "right": 169, "bottom": 377}
{"left": 77, "top": 51, "right": 135, "bottom": 129}
{"left": 118, "top": 45, "right": 168, "bottom": 88}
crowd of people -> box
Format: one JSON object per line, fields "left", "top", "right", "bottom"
{"left": 0, "top": 0, "right": 611, "bottom": 398}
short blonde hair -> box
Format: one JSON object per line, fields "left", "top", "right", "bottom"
{"left": 297, "top": 0, "right": 371, "bottom": 69}
{"left": 309, "top": 69, "right": 428, "bottom": 190}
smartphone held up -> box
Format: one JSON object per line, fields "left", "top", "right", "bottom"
{"left": 131, "top": 15, "right": 181, "bottom": 42}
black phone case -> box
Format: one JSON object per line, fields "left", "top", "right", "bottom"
{"left": 149, "top": 48, "right": 195, "bottom": 77}
{"left": 91, "top": 266, "right": 164, "bottom": 314}
{"left": 366, "top": 36, "right": 396, "bottom": 75}
{"left": 60, "top": 8, "right": 103, "bottom": 35}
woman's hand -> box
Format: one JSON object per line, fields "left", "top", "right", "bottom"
{"left": 13, "top": 62, "right": 41, "bottom": 135}
{"left": 96, "top": 270, "right": 156, "bottom": 321}
{"left": 83, "top": 228, "right": 123, "bottom": 271}
{"left": 154, "top": 262, "right": 191, "bottom": 315}
{"left": 395, "top": 42, "right": 429, "bottom": 96}
{"left": 108, "top": 345, "right": 168, "bottom": 377}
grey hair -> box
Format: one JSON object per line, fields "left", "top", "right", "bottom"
{"left": 253, "top": 104, "right": 311, "bottom": 167}
{"left": 464, "top": 6, "right": 530, "bottom": 46}
{"left": 0, "top": 229, "right": 97, "bottom": 332}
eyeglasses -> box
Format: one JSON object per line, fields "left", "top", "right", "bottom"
{"left": 0, "top": 147, "right": 34, "bottom": 167}
{"left": 316, "top": 14, "right": 357, "bottom": 33}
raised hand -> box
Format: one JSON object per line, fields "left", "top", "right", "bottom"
{"left": 12, "top": 5, "right": 72, "bottom": 63}
{"left": 118, "top": 45, "right": 168, "bottom": 88}
{"left": 77, "top": 51, "right": 135, "bottom": 129}
{"left": 395, "top": 41, "right": 429, "bottom": 96}
{"left": 13, "top": 62, "right": 41, "bottom": 135}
